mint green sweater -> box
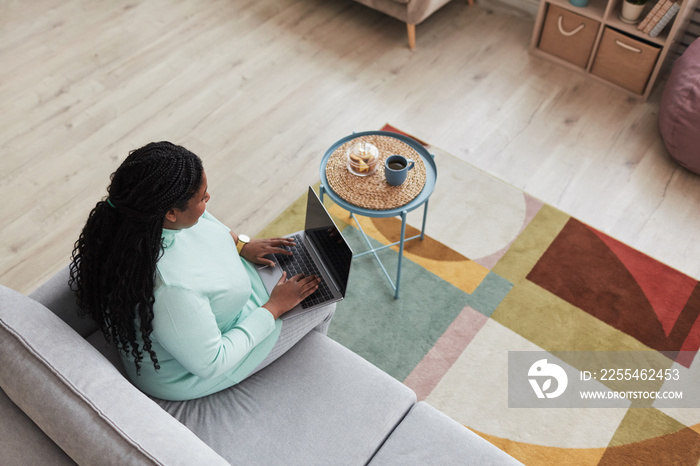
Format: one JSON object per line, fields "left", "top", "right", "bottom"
{"left": 121, "top": 211, "right": 282, "bottom": 401}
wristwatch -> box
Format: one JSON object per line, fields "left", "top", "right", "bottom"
{"left": 236, "top": 234, "right": 250, "bottom": 253}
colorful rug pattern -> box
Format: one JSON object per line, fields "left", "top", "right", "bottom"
{"left": 258, "top": 127, "right": 700, "bottom": 465}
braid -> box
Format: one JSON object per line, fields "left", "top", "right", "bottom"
{"left": 70, "top": 142, "right": 203, "bottom": 374}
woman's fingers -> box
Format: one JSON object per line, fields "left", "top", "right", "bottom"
{"left": 302, "top": 277, "right": 320, "bottom": 296}
{"left": 290, "top": 274, "right": 321, "bottom": 296}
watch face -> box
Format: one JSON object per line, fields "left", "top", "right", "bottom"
{"left": 239, "top": 234, "right": 251, "bottom": 243}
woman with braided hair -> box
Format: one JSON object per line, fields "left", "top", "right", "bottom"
{"left": 70, "top": 141, "right": 332, "bottom": 400}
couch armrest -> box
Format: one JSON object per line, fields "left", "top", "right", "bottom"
{"left": 0, "top": 285, "right": 229, "bottom": 466}
{"left": 0, "top": 386, "right": 76, "bottom": 465}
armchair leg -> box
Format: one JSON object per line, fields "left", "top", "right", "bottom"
{"left": 407, "top": 23, "right": 416, "bottom": 49}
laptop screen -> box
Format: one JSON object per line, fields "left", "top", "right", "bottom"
{"left": 304, "top": 188, "right": 353, "bottom": 296}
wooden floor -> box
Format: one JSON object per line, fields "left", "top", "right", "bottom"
{"left": 3, "top": 0, "right": 700, "bottom": 294}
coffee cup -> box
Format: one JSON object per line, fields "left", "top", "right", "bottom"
{"left": 384, "top": 155, "right": 415, "bottom": 186}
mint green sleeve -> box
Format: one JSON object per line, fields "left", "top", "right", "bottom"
{"left": 152, "top": 285, "right": 276, "bottom": 379}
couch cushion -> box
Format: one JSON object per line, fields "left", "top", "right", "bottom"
{"left": 86, "top": 329, "right": 130, "bottom": 379}
{"left": 368, "top": 402, "right": 523, "bottom": 465}
{"left": 0, "top": 285, "right": 229, "bottom": 466}
{"left": 156, "top": 331, "right": 417, "bottom": 465}
{"left": 28, "top": 265, "right": 98, "bottom": 338}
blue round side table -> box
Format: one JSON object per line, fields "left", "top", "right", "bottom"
{"left": 319, "top": 130, "right": 437, "bottom": 298}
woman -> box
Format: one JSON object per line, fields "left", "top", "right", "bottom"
{"left": 70, "top": 141, "right": 331, "bottom": 400}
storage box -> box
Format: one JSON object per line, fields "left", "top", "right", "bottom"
{"left": 538, "top": 4, "right": 600, "bottom": 68}
{"left": 591, "top": 27, "right": 661, "bottom": 94}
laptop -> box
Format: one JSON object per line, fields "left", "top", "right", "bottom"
{"left": 256, "top": 187, "right": 353, "bottom": 318}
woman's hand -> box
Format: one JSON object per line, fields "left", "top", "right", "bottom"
{"left": 239, "top": 237, "right": 295, "bottom": 267}
{"left": 263, "top": 272, "right": 321, "bottom": 319}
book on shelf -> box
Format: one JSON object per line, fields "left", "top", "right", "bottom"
{"left": 649, "top": 1, "right": 680, "bottom": 37}
{"left": 643, "top": 0, "right": 675, "bottom": 34}
{"left": 637, "top": 0, "right": 669, "bottom": 31}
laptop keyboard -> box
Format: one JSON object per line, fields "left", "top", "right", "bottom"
{"left": 274, "top": 234, "right": 334, "bottom": 309}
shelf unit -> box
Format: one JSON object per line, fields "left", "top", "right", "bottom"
{"left": 529, "top": 0, "right": 698, "bottom": 99}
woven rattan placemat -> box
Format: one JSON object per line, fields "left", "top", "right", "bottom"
{"left": 325, "top": 134, "right": 426, "bottom": 210}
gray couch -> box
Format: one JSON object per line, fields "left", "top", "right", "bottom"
{"left": 0, "top": 266, "right": 521, "bottom": 465}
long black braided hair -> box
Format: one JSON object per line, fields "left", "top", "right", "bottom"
{"left": 69, "top": 141, "right": 203, "bottom": 374}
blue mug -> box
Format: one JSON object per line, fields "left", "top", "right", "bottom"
{"left": 385, "top": 155, "right": 415, "bottom": 186}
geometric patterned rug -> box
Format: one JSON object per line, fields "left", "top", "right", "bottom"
{"left": 257, "top": 126, "right": 700, "bottom": 465}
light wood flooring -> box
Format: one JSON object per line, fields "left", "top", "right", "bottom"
{"left": 3, "top": 0, "right": 700, "bottom": 295}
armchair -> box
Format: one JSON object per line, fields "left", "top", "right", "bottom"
{"left": 352, "top": 0, "right": 474, "bottom": 48}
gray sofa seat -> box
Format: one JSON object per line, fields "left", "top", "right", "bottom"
{"left": 156, "top": 331, "right": 416, "bottom": 465}
{"left": 370, "top": 401, "right": 522, "bottom": 465}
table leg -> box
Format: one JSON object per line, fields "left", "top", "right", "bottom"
{"left": 420, "top": 199, "right": 429, "bottom": 241}
{"left": 395, "top": 210, "right": 408, "bottom": 299}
